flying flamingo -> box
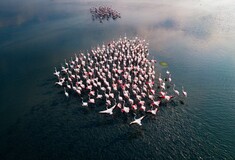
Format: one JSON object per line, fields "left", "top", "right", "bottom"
{"left": 99, "top": 101, "right": 116, "bottom": 115}
{"left": 130, "top": 114, "right": 145, "bottom": 126}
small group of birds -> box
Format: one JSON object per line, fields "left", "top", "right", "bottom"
{"left": 54, "top": 36, "right": 187, "bottom": 126}
{"left": 90, "top": 6, "right": 121, "bottom": 23}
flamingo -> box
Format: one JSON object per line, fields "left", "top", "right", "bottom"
{"left": 159, "top": 91, "right": 166, "bottom": 97}
{"left": 158, "top": 73, "right": 163, "bottom": 83}
{"left": 140, "top": 105, "right": 146, "bottom": 111}
{"left": 182, "top": 86, "right": 187, "bottom": 97}
{"left": 64, "top": 59, "right": 68, "bottom": 66}
{"left": 75, "top": 88, "right": 81, "bottom": 95}
{"left": 88, "top": 95, "right": 95, "bottom": 104}
{"left": 66, "top": 81, "right": 71, "bottom": 89}
{"left": 149, "top": 89, "right": 155, "bottom": 95}
{"left": 138, "top": 101, "right": 145, "bottom": 106}
{"left": 71, "top": 83, "right": 77, "bottom": 91}
{"left": 118, "top": 92, "right": 123, "bottom": 102}
{"left": 109, "top": 91, "right": 114, "bottom": 99}
{"left": 64, "top": 87, "right": 69, "bottom": 98}
{"left": 166, "top": 70, "right": 170, "bottom": 75}
{"left": 151, "top": 100, "right": 161, "bottom": 107}
{"left": 55, "top": 81, "right": 63, "bottom": 86}
{"left": 164, "top": 95, "right": 174, "bottom": 101}
{"left": 147, "top": 107, "right": 158, "bottom": 115}
{"left": 99, "top": 102, "right": 116, "bottom": 115}
{"left": 131, "top": 104, "right": 137, "bottom": 110}
{"left": 96, "top": 91, "right": 103, "bottom": 99}
{"left": 105, "top": 93, "right": 109, "bottom": 99}
{"left": 61, "top": 66, "right": 68, "bottom": 73}
{"left": 89, "top": 90, "right": 95, "bottom": 96}
{"left": 54, "top": 67, "right": 60, "bottom": 77}
{"left": 173, "top": 84, "right": 179, "bottom": 96}
{"left": 106, "top": 99, "right": 111, "bottom": 106}
{"left": 81, "top": 98, "right": 88, "bottom": 107}
{"left": 168, "top": 74, "right": 172, "bottom": 82}
{"left": 121, "top": 101, "right": 130, "bottom": 113}
{"left": 117, "top": 103, "right": 122, "bottom": 109}
{"left": 148, "top": 95, "right": 154, "bottom": 101}
{"left": 129, "top": 99, "right": 134, "bottom": 105}
{"left": 130, "top": 114, "right": 145, "bottom": 126}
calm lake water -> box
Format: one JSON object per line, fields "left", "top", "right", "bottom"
{"left": 0, "top": 0, "right": 235, "bottom": 159}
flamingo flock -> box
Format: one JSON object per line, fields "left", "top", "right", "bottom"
{"left": 54, "top": 36, "right": 187, "bottom": 126}
{"left": 90, "top": 6, "right": 121, "bottom": 23}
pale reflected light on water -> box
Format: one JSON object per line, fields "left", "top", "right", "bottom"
{"left": 0, "top": 0, "right": 235, "bottom": 159}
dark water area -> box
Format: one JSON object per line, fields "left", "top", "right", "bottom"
{"left": 0, "top": 0, "right": 235, "bottom": 159}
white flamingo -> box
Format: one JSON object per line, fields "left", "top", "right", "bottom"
{"left": 55, "top": 81, "right": 63, "bottom": 86}
{"left": 182, "top": 86, "right": 187, "bottom": 97}
{"left": 66, "top": 81, "right": 71, "bottom": 89}
{"left": 130, "top": 114, "right": 145, "bottom": 126}
{"left": 64, "top": 87, "right": 69, "bottom": 98}
{"left": 96, "top": 91, "right": 103, "bottom": 99}
{"left": 81, "top": 98, "right": 88, "bottom": 107}
{"left": 54, "top": 67, "right": 60, "bottom": 77}
{"left": 99, "top": 102, "right": 116, "bottom": 115}
{"left": 158, "top": 73, "right": 163, "bottom": 83}
{"left": 147, "top": 107, "right": 158, "bottom": 115}
{"left": 173, "top": 84, "right": 179, "bottom": 96}
{"left": 166, "top": 70, "right": 170, "bottom": 75}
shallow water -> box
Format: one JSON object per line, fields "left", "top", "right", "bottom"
{"left": 0, "top": 0, "right": 235, "bottom": 159}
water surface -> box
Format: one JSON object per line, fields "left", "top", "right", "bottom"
{"left": 0, "top": 0, "right": 235, "bottom": 159}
